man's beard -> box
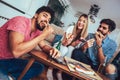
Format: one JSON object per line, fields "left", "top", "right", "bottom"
{"left": 36, "top": 21, "right": 45, "bottom": 31}
{"left": 36, "top": 23, "right": 43, "bottom": 31}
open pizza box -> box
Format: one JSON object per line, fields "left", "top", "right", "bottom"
{"left": 64, "top": 56, "right": 103, "bottom": 80}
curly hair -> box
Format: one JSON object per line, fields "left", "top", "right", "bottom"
{"left": 35, "top": 6, "right": 55, "bottom": 21}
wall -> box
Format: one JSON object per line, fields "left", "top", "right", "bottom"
{"left": 0, "top": 0, "right": 77, "bottom": 28}
{"left": 0, "top": 0, "right": 48, "bottom": 26}
{"left": 0, "top": 0, "right": 120, "bottom": 46}
{"left": 88, "top": 17, "right": 100, "bottom": 33}
{"left": 61, "top": 6, "right": 77, "bottom": 27}
{"left": 109, "top": 28, "right": 120, "bottom": 47}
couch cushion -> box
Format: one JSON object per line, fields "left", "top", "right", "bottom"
{"left": 45, "top": 24, "right": 65, "bottom": 45}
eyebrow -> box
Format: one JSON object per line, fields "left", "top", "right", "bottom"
{"left": 43, "top": 13, "right": 48, "bottom": 17}
{"left": 99, "top": 25, "right": 107, "bottom": 29}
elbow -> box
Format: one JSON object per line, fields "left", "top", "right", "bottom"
{"left": 11, "top": 50, "right": 21, "bottom": 58}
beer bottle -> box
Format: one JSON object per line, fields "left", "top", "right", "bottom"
{"left": 56, "top": 41, "right": 61, "bottom": 50}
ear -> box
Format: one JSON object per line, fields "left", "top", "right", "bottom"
{"left": 34, "top": 14, "right": 38, "bottom": 19}
{"left": 107, "top": 31, "right": 111, "bottom": 35}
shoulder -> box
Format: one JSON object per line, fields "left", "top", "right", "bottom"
{"left": 103, "top": 37, "right": 117, "bottom": 52}
{"left": 107, "top": 37, "right": 117, "bottom": 46}
{"left": 10, "top": 16, "right": 28, "bottom": 20}
{"left": 8, "top": 16, "right": 31, "bottom": 27}
{"left": 7, "top": 16, "right": 31, "bottom": 34}
{"left": 9, "top": 16, "right": 30, "bottom": 24}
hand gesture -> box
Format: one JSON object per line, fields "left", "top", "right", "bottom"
{"left": 95, "top": 31, "right": 104, "bottom": 46}
{"left": 49, "top": 48, "right": 61, "bottom": 58}
{"left": 83, "top": 38, "right": 95, "bottom": 49}
{"left": 42, "top": 25, "right": 54, "bottom": 37}
{"left": 70, "top": 40, "right": 81, "bottom": 47}
{"left": 62, "top": 32, "right": 74, "bottom": 46}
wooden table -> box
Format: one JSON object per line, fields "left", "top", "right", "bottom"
{"left": 18, "top": 50, "right": 108, "bottom": 80}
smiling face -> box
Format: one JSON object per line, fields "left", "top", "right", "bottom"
{"left": 97, "top": 23, "right": 110, "bottom": 36}
{"left": 35, "top": 11, "right": 51, "bottom": 31}
{"left": 77, "top": 16, "right": 88, "bottom": 30}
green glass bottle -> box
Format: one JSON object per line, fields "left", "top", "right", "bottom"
{"left": 56, "top": 41, "right": 61, "bottom": 50}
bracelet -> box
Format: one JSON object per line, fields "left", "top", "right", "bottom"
{"left": 97, "top": 45, "right": 102, "bottom": 49}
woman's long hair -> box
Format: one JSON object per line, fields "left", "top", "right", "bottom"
{"left": 72, "top": 14, "right": 88, "bottom": 41}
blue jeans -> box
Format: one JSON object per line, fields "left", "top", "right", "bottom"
{"left": 0, "top": 58, "right": 44, "bottom": 80}
{"left": 105, "top": 73, "right": 118, "bottom": 80}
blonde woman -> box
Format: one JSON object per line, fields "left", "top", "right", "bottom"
{"left": 60, "top": 14, "right": 88, "bottom": 57}
{"left": 47, "top": 14, "right": 89, "bottom": 80}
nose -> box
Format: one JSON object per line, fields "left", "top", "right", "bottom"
{"left": 45, "top": 18, "right": 49, "bottom": 23}
{"left": 99, "top": 27, "right": 103, "bottom": 31}
{"left": 42, "top": 19, "right": 48, "bottom": 24}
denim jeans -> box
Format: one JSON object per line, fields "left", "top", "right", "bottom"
{"left": 105, "top": 73, "right": 118, "bottom": 80}
{"left": 0, "top": 58, "right": 44, "bottom": 80}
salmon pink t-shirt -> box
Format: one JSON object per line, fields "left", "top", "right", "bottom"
{"left": 0, "top": 16, "right": 42, "bottom": 59}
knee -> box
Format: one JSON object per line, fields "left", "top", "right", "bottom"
{"left": 105, "top": 64, "right": 118, "bottom": 80}
{"left": 105, "top": 64, "right": 117, "bottom": 74}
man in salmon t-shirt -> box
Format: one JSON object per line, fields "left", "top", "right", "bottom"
{"left": 0, "top": 6, "right": 60, "bottom": 80}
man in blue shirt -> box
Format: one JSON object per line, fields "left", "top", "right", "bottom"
{"left": 71, "top": 19, "right": 117, "bottom": 80}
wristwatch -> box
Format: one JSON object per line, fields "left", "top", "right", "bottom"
{"left": 96, "top": 44, "right": 102, "bottom": 49}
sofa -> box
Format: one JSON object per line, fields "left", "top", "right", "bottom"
{"left": 44, "top": 23, "right": 65, "bottom": 46}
